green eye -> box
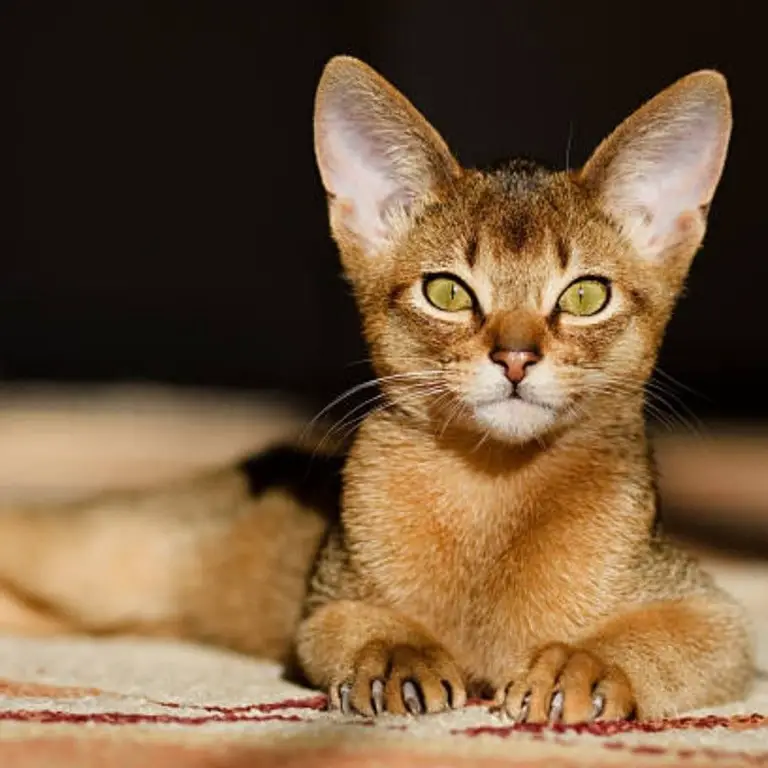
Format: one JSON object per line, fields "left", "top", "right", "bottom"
{"left": 557, "top": 279, "right": 610, "bottom": 317}
{"left": 424, "top": 276, "right": 474, "bottom": 312}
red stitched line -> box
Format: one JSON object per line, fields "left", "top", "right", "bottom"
{"left": 451, "top": 712, "right": 768, "bottom": 737}
{"left": 152, "top": 695, "right": 328, "bottom": 714}
{"left": 0, "top": 710, "right": 307, "bottom": 726}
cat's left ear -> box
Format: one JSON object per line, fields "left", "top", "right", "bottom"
{"left": 314, "top": 56, "right": 460, "bottom": 263}
{"left": 580, "top": 71, "right": 732, "bottom": 261}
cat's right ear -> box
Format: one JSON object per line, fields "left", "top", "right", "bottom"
{"left": 314, "top": 56, "right": 460, "bottom": 267}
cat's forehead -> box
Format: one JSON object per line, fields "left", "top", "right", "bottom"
{"left": 476, "top": 163, "right": 602, "bottom": 265}
{"left": 416, "top": 162, "right": 615, "bottom": 283}
{"left": 477, "top": 169, "right": 569, "bottom": 269}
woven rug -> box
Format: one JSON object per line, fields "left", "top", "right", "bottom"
{"left": 0, "top": 385, "right": 765, "bottom": 766}
{"left": 0, "top": 554, "right": 765, "bottom": 765}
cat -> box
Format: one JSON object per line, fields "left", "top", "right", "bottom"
{"left": 0, "top": 56, "right": 753, "bottom": 723}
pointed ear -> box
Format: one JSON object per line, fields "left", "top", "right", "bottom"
{"left": 314, "top": 56, "right": 460, "bottom": 258}
{"left": 580, "top": 71, "right": 732, "bottom": 260}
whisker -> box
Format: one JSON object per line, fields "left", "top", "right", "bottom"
{"left": 330, "top": 391, "right": 453, "bottom": 448}
{"left": 583, "top": 377, "right": 702, "bottom": 437}
{"left": 644, "top": 388, "right": 703, "bottom": 438}
{"left": 564, "top": 119, "right": 575, "bottom": 174}
{"left": 646, "top": 378, "right": 705, "bottom": 428}
{"left": 438, "top": 396, "right": 469, "bottom": 438}
{"left": 319, "top": 383, "right": 451, "bottom": 449}
{"left": 303, "top": 370, "right": 444, "bottom": 437}
{"left": 654, "top": 367, "right": 709, "bottom": 401}
{"left": 321, "top": 384, "right": 444, "bottom": 437}
{"left": 471, "top": 429, "right": 492, "bottom": 453}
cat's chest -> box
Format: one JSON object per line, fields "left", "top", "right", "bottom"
{"left": 379, "top": 513, "right": 605, "bottom": 658}
{"left": 346, "top": 462, "right": 622, "bottom": 681}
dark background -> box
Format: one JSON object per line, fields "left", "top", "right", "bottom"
{"left": 5, "top": 1, "right": 765, "bottom": 419}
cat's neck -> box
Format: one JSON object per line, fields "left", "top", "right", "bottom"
{"left": 360, "top": 392, "right": 649, "bottom": 477}
{"left": 344, "top": 393, "right": 655, "bottom": 544}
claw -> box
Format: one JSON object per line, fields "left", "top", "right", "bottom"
{"left": 371, "top": 679, "right": 385, "bottom": 715}
{"left": 339, "top": 682, "right": 352, "bottom": 715}
{"left": 517, "top": 691, "right": 531, "bottom": 723}
{"left": 442, "top": 680, "right": 454, "bottom": 709}
{"left": 592, "top": 691, "right": 605, "bottom": 719}
{"left": 548, "top": 689, "right": 564, "bottom": 723}
{"left": 402, "top": 680, "right": 423, "bottom": 715}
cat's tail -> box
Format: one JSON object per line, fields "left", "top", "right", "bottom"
{"left": 0, "top": 446, "right": 339, "bottom": 659}
{"left": 0, "top": 469, "right": 251, "bottom": 638}
{"left": 0, "top": 385, "right": 337, "bottom": 655}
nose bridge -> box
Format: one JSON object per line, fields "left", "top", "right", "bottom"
{"left": 492, "top": 310, "right": 543, "bottom": 352}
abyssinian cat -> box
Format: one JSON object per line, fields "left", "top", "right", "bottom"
{"left": 0, "top": 57, "right": 753, "bottom": 723}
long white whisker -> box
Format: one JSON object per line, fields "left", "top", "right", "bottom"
{"left": 303, "top": 370, "right": 444, "bottom": 437}
{"left": 318, "top": 382, "right": 450, "bottom": 448}
{"left": 327, "top": 383, "right": 446, "bottom": 436}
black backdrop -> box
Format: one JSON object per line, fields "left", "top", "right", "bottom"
{"left": 5, "top": 2, "right": 766, "bottom": 418}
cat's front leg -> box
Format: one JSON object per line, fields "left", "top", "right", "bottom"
{"left": 497, "top": 595, "right": 753, "bottom": 724}
{"left": 295, "top": 599, "right": 466, "bottom": 716}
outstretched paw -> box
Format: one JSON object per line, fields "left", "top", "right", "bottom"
{"left": 497, "top": 643, "right": 636, "bottom": 725}
{"left": 329, "top": 641, "right": 466, "bottom": 717}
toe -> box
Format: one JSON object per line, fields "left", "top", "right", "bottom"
{"left": 409, "top": 660, "right": 453, "bottom": 713}
{"left": 428, "top": 652, "right": 467, "bottom": 710}
{"left": 523, "top": 644, "right": 570, "bottom": 723}
{"left": 594, "top": 665, "right": 636, "bottom": 721}
{"left": 502, "top": 681, "right": 531, "bottom": 721}
{"left": 442, "top": 676, "right": 467, "bottom": 710}
{"left": 558, "top": 650, "right": 603, "bottom": 724}
{"left": 526, "top": 682, "right": 558, "bottom": 723}
{"left": 383, "top": 674, "right": 409, "bottom": 715}
{"left": 385, "top": 646, "right": 456, "bottom": 715}
{"left": 348, "top": 642, "right": 390, "bottom": 716}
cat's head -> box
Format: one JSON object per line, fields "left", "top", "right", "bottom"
{"left": 313, "top": 57, "right": 731, "bottom": 445}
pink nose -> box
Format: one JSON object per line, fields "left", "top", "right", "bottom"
{"left": 490, "top": 349, "right": 541, "bottom": 384}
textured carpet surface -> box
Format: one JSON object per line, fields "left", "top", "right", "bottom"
{"left": 0, "top": 562, "right": 765, "bottom": 768}
{"left": 0, "top": 385, "right": 766, "bottom": 766}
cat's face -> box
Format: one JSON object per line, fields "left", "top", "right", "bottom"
{"left": 353, "top": 169, "right": 680, "bottom": 443}
{"left": 314, "top": 58, "right": 731, "bottom": 444}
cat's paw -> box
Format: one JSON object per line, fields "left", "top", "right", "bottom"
{"left": 329, "top": 641, "right": 466, "bottom": 716}
{"left": 496, "top": 643, "right": 636, "bottom": 724}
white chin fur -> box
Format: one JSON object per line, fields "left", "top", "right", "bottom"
{"left": 473, "top": 398, "right": 558, "bottom": 443}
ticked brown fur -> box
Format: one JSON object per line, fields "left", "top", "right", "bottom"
{"left": 0, "top": 57, "right": 753, "bottom": 724}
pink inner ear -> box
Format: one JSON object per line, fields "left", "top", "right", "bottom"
{"left": 600, "top": 116, "right": 728, "bottom": 257}
{"left": 322, "top": 103, "right": 412, "bottom": 226}
{"left": 645, "top": 210, "right": 699, "bottom": 252}
{"left": 582, "top": 72, "right": 731, "bottom": 260}
{"left": 319, "top": 116, "right": 404, "bottom": 247}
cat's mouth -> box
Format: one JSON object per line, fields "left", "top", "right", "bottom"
{"left": 474, "top": 389, "right": 555, "bottom": 411}
{"left": 470, "top": 391, "right": 559, "bottom": 442}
